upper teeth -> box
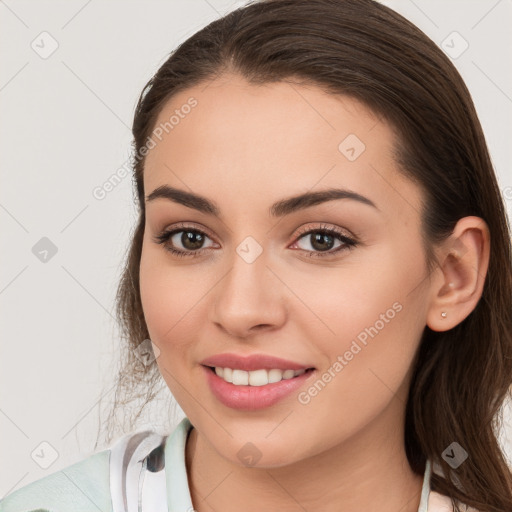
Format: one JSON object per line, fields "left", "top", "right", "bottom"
{"left": 214, "top": 367, "right": 307, "bottom": 386}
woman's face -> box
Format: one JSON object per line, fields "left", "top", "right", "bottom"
{"left": 140, "top": 73, "right": 435, "bottom": 467}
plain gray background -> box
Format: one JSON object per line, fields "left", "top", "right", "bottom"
{"left": 1, "top": 0, "right": 511, "bottom": 497}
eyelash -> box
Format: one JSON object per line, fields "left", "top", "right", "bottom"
{"left": 152, "top": 222, "right": 358, "bottom": 259}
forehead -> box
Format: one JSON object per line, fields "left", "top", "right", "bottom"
{"left": 143, "top": 74, "right": 423, "bottom": 220}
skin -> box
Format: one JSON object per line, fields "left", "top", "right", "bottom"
{"left": 139, "top": 73, "right": 490, "bottom": 512}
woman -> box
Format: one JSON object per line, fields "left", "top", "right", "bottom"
{"left": 2, "top": 0, "right": 511, "bottom": 511}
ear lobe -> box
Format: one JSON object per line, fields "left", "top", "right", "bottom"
{"left": 426, "top": 216, "right": 490, "bottom": 333}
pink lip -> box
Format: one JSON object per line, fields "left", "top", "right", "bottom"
{"left": 200, "top": 353, "right": 314, "bottom": 371}
{"left": 202, "top": 365, "right": 316, "bottom": 410}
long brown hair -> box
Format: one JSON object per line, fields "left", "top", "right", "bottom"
{"left": 102, "top": 1, "right": 512, "bottom": 510}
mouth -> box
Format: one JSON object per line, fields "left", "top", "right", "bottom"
{"left": 204, "top": 365, "right": 316, "bottom": 386}
{"left": 202, "top": 364, "right": 317, "bottom": 410}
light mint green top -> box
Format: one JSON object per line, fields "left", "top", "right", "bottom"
{"left": 0, "top": 416, "right": 464, "bottom": 512}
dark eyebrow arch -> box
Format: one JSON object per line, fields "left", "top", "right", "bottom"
{"left": 145, "top": 185, "right": 379, "bottom": 217}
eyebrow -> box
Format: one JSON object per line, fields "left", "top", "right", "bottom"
{"left": 145, "top": 184, "right": 379, "bottom": 217}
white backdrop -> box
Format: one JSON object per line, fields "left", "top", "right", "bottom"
{"left": 1, "top": 0, "right": 511, "bottom": 497}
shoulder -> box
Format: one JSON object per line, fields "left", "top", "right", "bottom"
{"left": 428, "top": 490, "right": 484, "bottom": 512}
{"left": 0, "top": 449, "right": 111, "bottom": 512}
{"left": 0, "top": 429, "right": 170, "bottom": 512}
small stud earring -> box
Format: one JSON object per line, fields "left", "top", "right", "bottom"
{"left": 441, "top": 311, "right": 447, "bottom": 318}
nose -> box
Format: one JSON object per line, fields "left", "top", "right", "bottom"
{"left": 209, "top": 248, "right": 288, "bottom": 340}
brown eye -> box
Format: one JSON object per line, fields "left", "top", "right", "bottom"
{"left": 290, "top": 224, "right": 358, "bottom": 258}
{"left": 153, "top": 224, "right": 216, "bottom": 258}
{"left": 299, "top": 232, "right": 337, "bottom": 252}
{"left": 176, "top": 230, "right": 206, "bottom": 251}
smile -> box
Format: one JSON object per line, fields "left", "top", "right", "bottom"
{"left": 202, "top": 365, "right": 316, "bottom": 410}
{"left": 210, "top": 366, "right": 310, "bottom": 386}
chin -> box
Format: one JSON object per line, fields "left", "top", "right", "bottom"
{"left": 216, "top": 438, "right": 307, "bottom": 469}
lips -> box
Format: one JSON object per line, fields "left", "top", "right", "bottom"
{"left": 200, "top": 353, "right": 314, "bottom": 371}
{"left": 202, "top": 365, "right": 316, "bottom": 410}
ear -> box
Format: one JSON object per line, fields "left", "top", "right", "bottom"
{"left": 426, "top": 216, "right": 491, "bottom": 332}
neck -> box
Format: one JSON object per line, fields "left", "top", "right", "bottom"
{"left": 185, "top": 400, "right": 425, "bottom": 512}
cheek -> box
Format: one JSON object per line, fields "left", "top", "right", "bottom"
{"left": 139, "top": 249, "right": 207, "bottom": 403}
{"left": 287, "top": 244, "right": 421, "bottom": 342}
{"left": 139, "top": 243, "right": 218, "bottom": 368}
{"left": 286, "top": 286, "right": 423, "bottom": 454}
{"left": 290, "top": 243, "right": 425, "bottom": 389}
